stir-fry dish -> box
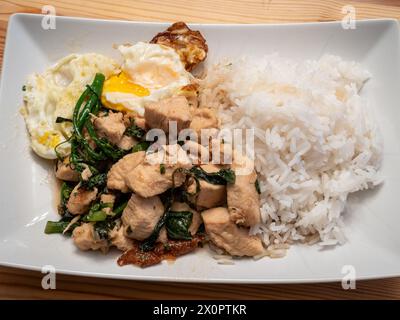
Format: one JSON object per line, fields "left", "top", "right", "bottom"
{"left": 21, "top": 22, "right": 264, "bottom": 267}
{"left": 21, "top": 22, "right": 382, "bottom": 268}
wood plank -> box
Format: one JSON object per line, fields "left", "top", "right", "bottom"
{"left": 1, "top": 266, "right": 400, "bottom": 299}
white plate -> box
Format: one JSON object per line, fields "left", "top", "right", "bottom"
{"left": 0, "top": 14, "right": 399, "bottom": 283}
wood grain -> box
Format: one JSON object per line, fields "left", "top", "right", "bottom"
{"left": 0, "top": 0, "right": 399, "bottom": 300}
{"left": 1, "top": 266, "right": 400, "bottom": 300}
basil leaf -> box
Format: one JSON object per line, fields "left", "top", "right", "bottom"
{"left": 160, "top": 163, "right": 166, "bottom": 174}
{"left": 81, "top": 173, "right": 107, "bottom": 190}
{"left": 132, "top": 141, "right": 150, "bottom": 153}
{"left": 189, "top": 166, "right": 236, "bottom": 185}
{"left": 125, "top": 122, "right": 146, "bottom": 139}
{"left": 255, "top": 179, "right": 261, "bottom": 194}
{"left": 166, "top": 211, "right": 193, "bottom": 240}
{"left": 94, "top": 220, "right": 115, "bottom": 240}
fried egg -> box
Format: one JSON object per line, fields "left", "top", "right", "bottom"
{"left": 101, "top": 42, "right": 192, "bottom": 115}
{"left": 21, "top": 53, "right": 119, "bottom": 159}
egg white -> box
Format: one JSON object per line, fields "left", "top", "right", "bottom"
{"left": 21, "top": 53, "right": 119, "bottom": 159}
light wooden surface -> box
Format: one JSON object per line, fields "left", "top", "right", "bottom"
{"left": 0, "top": 0, "right": 400, "bottom": 300}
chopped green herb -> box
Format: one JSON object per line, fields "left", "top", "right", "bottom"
{"left": 58, "top": 182, "right": 73, "bottom": 215}
{"left": 125, "top": 122, "right": 146, "bottom": 139}
{"left": 166, "top": 211, "right": 193, "bottom": 240}
{"left": 255, "top": 179, "right": 261, "bottom": 194}
{"left": 55, "top": 117, "right": 72, "bottom": 123}
{"left": 94, "top": 220, "right": 115, "bottom": 240}
{"left": 132, "top": 141, "right": 150, "bottom": 153}
{"left": 22, "top": 85, "right": 26, "bottom": 91}
{"left": 140, "top": 212, "right": 168, "bottom": 251}
{"left": 189, "top": 166, "right": 236, "bottom": 185}
{"left": 113, "top": 199, "right": 128, "bottom": 217}
{"left": 81, "top": 173, "right": 107, "bottom": 190}
{"left": 160, "top": 163, "right": 166, "bottom": 174}
{"left": 82, "top": 202, "right": 112, "bottom": 222}
{"left": 44, "top": 221, "right": 77, "bottom": 234}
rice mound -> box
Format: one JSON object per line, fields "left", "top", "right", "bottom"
{"left": 199, "top": 54, "right": 383, "bottom": 251}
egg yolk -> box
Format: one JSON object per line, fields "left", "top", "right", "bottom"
{"left": 38, "top": 131, "right": 61, "bottom": 149}
{"left": 101, "top": 72, "right": 150, "bottom": 112}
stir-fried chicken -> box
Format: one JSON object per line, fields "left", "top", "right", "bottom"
{"left": 187, "top": 164, "right": 227, "bottom": 209}
{"left": 122, "top": 194, "right": 164, "bottom": 241}
{"left": 47, "top": 23, "right": 268, "bottom": 267}
{"left": 107, "top": 151, "right": 146, "bottom": 193}
{"left": 227, "top": 152, "right": 261, "bottom": 227}
{"left": 145, "top": 95, "right": 192, "bottom": 133}
{"left": 55, "top": 158, "right": 79, "bottom": 182}
{"left": 67, "top": 184, "right": 98, "bottom": 215}
{"left": 109, "top": 223, "right": 134, "bottom": 252}
{"left": 190, "top": 107, "right": 219, "bottom": 133}
{"left": 93, "top": 111, "right": 126, "bottom": 145}
{"left": 117, "top": 135, "right": 137, "bottom": 150}
{"left": 72, "top": 223, "right": 108, "bottom": 252}
{"left": 126, "top": 144, "right": 192, "bottom": 197}
{"left": 202, "top": 207, "right": 264, "bottom": 257}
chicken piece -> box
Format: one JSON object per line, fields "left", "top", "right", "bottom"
{"left": 123, "top": 113, "right": 146, "bottom": 130}
{"left": 100, "top": 193, "right": 116, "bottom": 215}
{"left": 100, "top": 194, "right": 115, "bottom": 205}
{"left": 135, "top": 116, "right": 146, "bottom": 130}
{"left": 109, "top": 224, "right": 134, "bottom": 252}
{"left": 227, "top": 152, "right": 261, "bottom": 227}
{"left": 178, "top": 83, "right": 199, "bottom": 108}
{"left": 150, "top": 21, "right": 208, "bottom": 71}
{"left": 55, "top": 158, "right": 80, "bottom": 182}
{"left": 144, "top": 96, "right": 192, "bottom": 133}
{"left": 126, "top": 144, "right": 192, "bottom": 197}
{"left": 182, "top": 140, "right": 210, "bottom": 165}
{"left": 187, "top": 164, "right": 226, "bottom": 209}
{"left": 80, "top": 165, "right": 92, "bottom": 181}
{"left": 93, "top": 111, "right": 126, "bottom": 145}
{"left": 72, "top": 223, "right": 108, "bottom": 252}
{"left": 202, "top": 207, "right": 264, "bottom": 257}
{"left": 66, "top": 184, "right": 98, "bottom": 215}
{"left": 107, "top": 151, "right": 146, "bottom": 193}
{"left": 122, "top": 194, "right": 164, "bottom": 241}
{"left": 209, "top": 139, "right": 233, "bottom": 165}
{"left": 171, "top": 202, "right": 202, "bottom": 235}
{"left": 190, "top": 108, "right": 219, "bottom": 133}
{"left": 156, "top": 227, "right": 168, "bottom": 243}
{"left": 117, "top": 135, "right": 137, "bottom": 150}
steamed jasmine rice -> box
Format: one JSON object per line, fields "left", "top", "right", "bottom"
{"left": 199, "top": 54, "right": 383, "bottom": 254}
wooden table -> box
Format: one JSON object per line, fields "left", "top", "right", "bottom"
{"left": 0, "top": 0, "right": 399, "bottom": 300}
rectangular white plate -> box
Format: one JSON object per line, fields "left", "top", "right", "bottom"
{"left": 1, "top": 14, "right": 400, "bottom": 283}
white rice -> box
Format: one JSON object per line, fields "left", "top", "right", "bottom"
{"left": 200, "top": 54, "right": 383, "bottom": 251}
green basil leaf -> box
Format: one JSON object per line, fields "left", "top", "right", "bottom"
{"left": 255, "top": 179, "right": 261, "bottom": 194}
{"left": 166, "top": 211, "right": 193, "bottom": 240}
{"left": 125, "top": 122, "right": 146, "bottom": 139}
{"left": 132, "top": 141, "right": 150, "bottom": 153}
{"left": 189, "top": 166, "right": 236, "bottom": 185}
{"left": 160, "top": 163, "right": 166, "bottom": 174}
